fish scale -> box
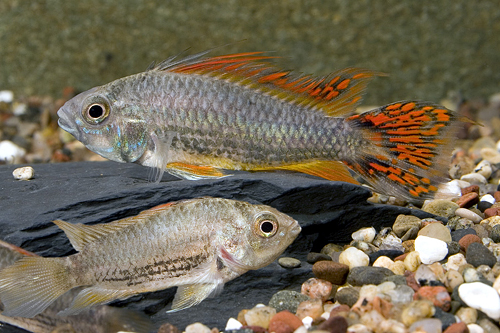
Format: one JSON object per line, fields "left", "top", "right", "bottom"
{"left": 57, "top": 50, "right": 463, "bottom": 200}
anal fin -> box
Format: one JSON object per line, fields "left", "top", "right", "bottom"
{"left": 59, "top": 286, "right": 136, "bottom": 316}
{"left": 166, "top": 162, "right": 230, "bottom": 180}
{"left": 256, "top": 160, "right": 360, "bottom": 184}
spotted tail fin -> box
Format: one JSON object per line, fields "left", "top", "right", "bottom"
{"left": 345, "top": 101, "right": 462, "bottom": 201}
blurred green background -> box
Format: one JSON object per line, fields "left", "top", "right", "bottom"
{"left": 1, "top": 0, "right": 498, "bottom": 105}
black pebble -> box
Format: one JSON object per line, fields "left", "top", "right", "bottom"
{"left": 347, "top": 266, "right": 394, "bottom": 286}
{"left": 466, "top": 242, "right": 497, "bottom": 268}
{"left": 306, "top": 252, "right": 332, "bottom": 264}
{"left": 433, "top": 307, "right": 456, "bottom": 331}
{"left": 491, "top": 225, "right": 500, "bottom": 243}
{"left": 451, "top": 228, "right": 477, "bottom": 242}
{"left": 446, "top": 241, "right": 461, "bottom": 257}
{"left": 477, "top": 201, "right": 493, "bottom": 212}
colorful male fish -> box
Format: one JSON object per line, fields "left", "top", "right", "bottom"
{"left": 0, "top": 198, "right": 300, "bottom": 318}
{"left": 57, "top": 50, "right": 461, "bottom": 201}
{"left": 0, "top": 240, "right": 152, "bottom": 333}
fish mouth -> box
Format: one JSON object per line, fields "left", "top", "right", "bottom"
{"left": 57, "top": 109, "right": 78, "bottom": 137}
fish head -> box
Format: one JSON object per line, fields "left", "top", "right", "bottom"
{"left": 57, "top": 85, "right": 149, "bottom": 163}
{"left": 222, "top": 203, "right": 301, "bottom": 271}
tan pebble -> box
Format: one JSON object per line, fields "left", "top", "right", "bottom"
{"left": 351, "top": 227, "right": 376, "bottom": 243}
{"left": 404, "top": 251, "right": 421, "bottom": 272}
{"left": 428, "top": 262, "right": 446, "bottom": 283}
{"left": 360, "top": 310, "right": 385, "bottom": 331}
{"left": 402, "top": 240, "right": 415, "bottom": 253}
{"left": 456, "top": 307, "right": 478, "bottom": 325}
{"left": 400, "top": 300, "right": 435, "bottom": 327}
{"left": 458, "top": 264, "right": 475, "bottom": 275}
{"left": 446, "top": 253, "right": 467, "bottom": 271}
{"left": 185, "top": 323, "right": 211, "bottom": 333}
{"left": 444, "top": 270, "right": 464, "bottom": 292}
{"left": 480, "top": 216, "right": 500, "bottom": 228}
{"left": 12, "top": 166, "right": 35, "bottom": 180}
{"left": 492, "top": 271, "right": 500, "bottom": 292}
{"left": 481, "top": 148, "right": 500, "bottom": 164}
{"left": 477, "top": 265, "right": 496, "bottom": 283}
{"left": 418, "top": 222, "right": 452, "bottom": 242}
{"left": 455, "top": 207, "right": 482, "bottom": 223}
{"left": 422, "top": 199, "right": 459, "bottom": 218}
{"left": 157, "top": 323, "right": 180, "bottom": 333}
{"left": 346, "top": 324, "right": 371, "bottom": 333}
{"left": 210, "top": 328, "right": 218, "bottom": 333}
{"left": 237, "top": 309, "right": 248, "bottom": 326}
{"left": 244, "top": 306, "right": 276, "bottom": 329}
{"left": 301, "top": 278, "right": 333, "bottom": 302}
{"left": 320, "top": 243, "right": 344, "bottom": 257}
{"left": 390, "top": 260, "right": 406, "bottom": 275}
{"left": 379, "top": 319, "right": 407, "bottom": 333}
{"left": 471, "top": 224, "right": 489, "bottom": 239}
{"left": 372, "top": 256, "right": 394, "bottom": 269}
{"left": 295, "top": 298, "right": 324, "bottom": 320}
{"left": 338, "top": 247, "right": 369, "bottom": 269}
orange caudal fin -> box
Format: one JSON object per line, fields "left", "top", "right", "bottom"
{"left": 346, "top": 101, "right": 462, "bottom": 202}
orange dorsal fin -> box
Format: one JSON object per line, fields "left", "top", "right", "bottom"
{"left": 152, "top": 51, "right": 384, "bottom": 116}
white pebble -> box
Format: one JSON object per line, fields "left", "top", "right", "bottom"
{"left": 461, "top": 173, "right": 487, "bottom": 185}
{"left": 467, "top": 323, "right": 485, "bottom": 333}
{"left": 415, "top": 235, "right": 448, "bottom": 265}
{"left": 481, "top": 194, "right": 496, "bottom": 204}
{"left": 435, "top": 180, "right": 464, "bottom": 199}
{"left": 0, "top": 90, "right": 13, "bottom": 103}
{"left": 475, "top": 160, "right": 493, "bottom": 179}
{"left": 293, "top": 325, "right": 308, "bottom": 333}
{"left": 379, "top": 234, "right": 404, "bottom": 252}
{"left": 352, "top": 227, "right": 376, "bottom": 243}
{"left": 13, "top": 103, "right": 27, "bottom": 116}
{"left": 12, "top": 166, "right": 34, "bottom": 180}
{"left": 225, "top": 318, "right": 242, "bottom": 330}
{"left": 446, "top": 253, "right": 467, "bottom": 271}
{"left": 346, "top": 324, "right": 371, "bottom": 333}
{"left": 339, "top": 246, "right": 370, "bottom": 269}
{"left": 455, "top": 208, "right": 482, "bottom": 223}
{"left": 0, "top": 140, "right": 26, "bottom": 164}
{"left": 459, "top": 282, "right": 500, "bottom": 320}
{"left": 301, "top": 316, "right": 313, "bottom": 329}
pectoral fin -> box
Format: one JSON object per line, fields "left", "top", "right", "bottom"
{"left": 168, "top": 283, "right": 222, "bottom": 312}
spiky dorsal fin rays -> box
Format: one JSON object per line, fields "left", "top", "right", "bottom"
{"left": 152, "top": 51, "right": 383, "bottom": 117}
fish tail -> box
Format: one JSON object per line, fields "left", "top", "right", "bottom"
{"left": 0, "top": 256, "right": 73, "bottom": 318}
{"left": 345, "top": 101, "right": 462, "bottom": 201}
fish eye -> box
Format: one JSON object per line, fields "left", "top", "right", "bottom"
{"left": 82, "top": 100, "right": 110, "bottom": 125}
{"left": 254, "top": 213, "right": 278, "bottom": 238}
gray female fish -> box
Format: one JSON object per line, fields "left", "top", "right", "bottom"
{"left": 0, "top": 198, "right": 300, "bottom": 318}
{"left": 57, "top": 51, "right": 462, "bottom": 201}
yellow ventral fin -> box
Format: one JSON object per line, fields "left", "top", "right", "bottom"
{"left": 166, "top": 162, "right": 229, "bottom": 180}
{"left": 168, "top": 283, "right": 221, "bottom": 313}
{"left": 257, "top": 161, "right": 360, "bottom": 184}
{"left": 53, "top": 218, "right": 139, "bottom": 252}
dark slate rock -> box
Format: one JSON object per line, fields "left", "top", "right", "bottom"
{"left": 347, "top": 266, "right": 394, "bottom": 286}
{"left": 477, "top": 201, "right": 493, "bottom": 212}
{"left": 0, "top": 161, "right": 442, "bottom": 330}
{"left": 466, "top": 242, "right": 497, "bottom": 267}
{"left": 368, "top": 250, "right": 404, "bottom": 264}
{"left": 451, "top": 228, "right": 477, "bottom": 242}
{"left": 335, "top": 287, "right": 359, "bottom": 307}
{"left": 306, "top": 252, "right": 332, "bottom": 264}
{"left": 433, "top": 307, "right": 456, "bottom": 331}
{"left": 268, "top": 290, "right": 309, "bottom": 313}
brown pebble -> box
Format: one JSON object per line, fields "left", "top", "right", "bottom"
{"left": 394, "top": 253, "right": 408, "bottom": 261}
{"left": 461, "top": 185, "right": 480, "bottom": 195}
{"left": 157, "top": 323, "right": 180, "bottom": 333}
{"left": 268, "top": 310, "right": 303, "bottom": 333}
{"left": 413, "top": 285, "right": 451, "bottom": 311}
{"left": 317, "top": 315, "right": 348, "bottom": 333}
{"left": 301, "top": 278, "right": 333, "bottom": 301}
{"left": 241, "top": 326, "right": 267, "bottom": 333}
{"left": 485, "top": 207, "right": 500, "bottom": 218}
{"left": 494, "top": 191, "right": 500, "bottom": 203}
{"left": 312, "top": 261, "right": 349, "bottom": 285}
{"left": 456, "top": 192, "right": 479, "bottom": 208}
{"left": 237, "top": 309, "right": 248, "bottom": 326}
{"left": 405, "top": 271, "right": 420, "bottom": 292}
{"left": 458, "top": 234, "right": 482, "bottom": 252}
{"left": 330, "top": 304, "right": 351, "bottom": 317}
{"left": 443, "top": 322, "right": 468, "bottom": 333}
{"left": 402, "top": 239, "right": 415, "bottom": 253}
